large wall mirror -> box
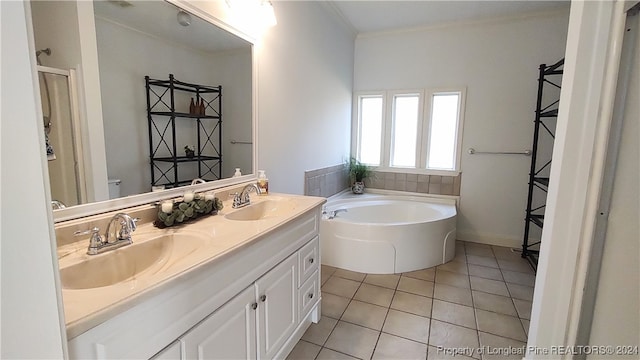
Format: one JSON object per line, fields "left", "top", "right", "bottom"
{"left": 29, "top": 0, "right": 254, "bottom": 217}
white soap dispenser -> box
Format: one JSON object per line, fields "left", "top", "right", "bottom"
{"left": 257, "top": 170, "right": 269, "bottom": 194}
{"left": 232, "top": 168, "right": 242, "bottom": 178}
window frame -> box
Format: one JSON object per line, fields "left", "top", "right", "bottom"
{"left": 353, "top": 87, "right": 466, "bottom": 175}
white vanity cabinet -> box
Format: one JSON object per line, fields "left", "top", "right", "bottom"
{"left": 67, "top": 206, "right": 322, "bottom": 360}
{"left": 182, "top": 252, "right": 299, "bottom": 360}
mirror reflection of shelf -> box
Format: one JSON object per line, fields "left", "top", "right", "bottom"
{"left": 146, "top": 74, "right": 223, "bottom": 189}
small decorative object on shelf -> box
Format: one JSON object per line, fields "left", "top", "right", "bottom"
{"left": 155, "top": 193, "right": 224, "bottom": 228}
{"left": 184, "top": 145, "right": 195, "bottom": 158}
{"left": 189, "top": 98, "right": 196, "bottom": 115}
{"left": 198, "top": 98, "right": 206, "bottom": 116}
{"left": 347, "top": 157, "right": 372, "bottom": 194}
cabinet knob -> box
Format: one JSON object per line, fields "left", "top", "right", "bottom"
{"left": 251, "top": 303, "right": 258, "bottom": 310}
{"left": 260, "top": 295, "right": 267, "bottom": 302}
{"left": 309, "top": 258, "right": 314, "bottom": 264}
{"left": 308, "top": 293, "right": 314, "bottom": 299}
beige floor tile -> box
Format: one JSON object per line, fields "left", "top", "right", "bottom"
{"left": 491, "top": 246, "right": 521, "bottom": 260}
{"left": 513, "top": 298, "right": 532, "bottom": 320}
{"left": 321, "top": 271, "right": 332, "bottom": 286}
{"left": 403, "top": 267, "right": 436, "bottom": 281}
{"left": 429, "top": 319, "right": 480, "bottom": 352}
{"left": 353, "top": 283, "right": 395, "bottom": 307}
{"left": 496, "top": 258, "right": 534, "bottom": 274}
{"left": 382, "top": 309, "right": 430, "bottom": 344}
{"left": 316, "top": 347, "right": 359, "bottom": 360}
{"left": 428, "top": 346, "right": 477, "bottom": 360}
{"left": 322, "top": 265, "right": 337, "bottom": 276}
{"left": 466, "top": 255, "right": 499, "bottom": 268}
{"left": 363, "top": 274, "right": 400, "bottom": 290}
{"left": 372, "top": 333, "right": 428, "bottom": 360}
{"left": 470, "top": 276, "right": 510, "bottom": 297}
{"left": 286, "top": 340, "right": 321, "bottom": 360}
{"left": 333, "top": 268, "right": 367, "bottom": 282}
{"left": 471, "top": 291, "right": 518, "bottom": 317}
{"left": 341, "top": 300, "right": 388, "bottom": 330}
{"left": 501, "top": 270, "right": 536, "bottom": 287}
{"left": 478, "top": 332, "right": 527, "bottom": 360}
{"left": 301, "top": 316, "right": 338, "bottom": 346}
{"left": 475, "top": 309, "right": 527, "bottom": 342}
{"left": 322, "top": 276, "right": 361, "bottom": 298}
{"left": 465, "top": 244, "right": 495, "bottom": 258}
{"left": 397, "top": 276, "right": 434, "bottom": 297}
{"left": 431, "top": 299, "right": 476, "bottom": 329}
{"left": 521, "top": 319, "right": 530, "bottom": 336}
{"left": 322, "top": 293, "right": 351, "bottom": 319}
{"left": 435, "top": 269, "right": 471, "bottom": 289}
{"left": 433, "top": 283, "right": 473, "bottom": 307}
{"left": 468, "top": 264, "right": 503, "bottom": 281}
{"left": 451, "top": 252, "right": 467, "bottom": 264}
{"left": 324, "top": 321, "right": 379, "bottom": 360}
{"left": 437, "top": 261, "right": 469, "bottom": 275}
{"left": 390, "top": 291, "right": 433, "bottom": 317}
{"left": 505, "top": 282, "right": 534, "bottom": 302}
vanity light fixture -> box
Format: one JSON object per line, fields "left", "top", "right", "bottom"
{"left": 177, "top": 10, "right": 191, "bottom": 27}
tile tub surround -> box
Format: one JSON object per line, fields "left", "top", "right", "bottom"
{"left": 305, "top": 164, "right": 350, "bottom": 197}
{"left": 288, "top": 241, "right": 534, "bottom": 360}
{"left": 366, "top": 171, "right": 462, "bottom": 196}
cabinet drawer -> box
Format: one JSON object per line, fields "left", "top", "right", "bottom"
{"left": 298, "top": 236, "right": 319, "bottom": 287}
{"left": 298, "top": 270, "right": 319, "bottom": 319}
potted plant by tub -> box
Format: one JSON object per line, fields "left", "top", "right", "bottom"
{"left": 348, "top": 157, "right": 372, "bottom": 194}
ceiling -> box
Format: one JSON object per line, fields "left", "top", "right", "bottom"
{"left": 94, "top": 0, "right": 251, "bottom": 53}
{"left": 326, "top": 0, "right": 570, "bottom": 34}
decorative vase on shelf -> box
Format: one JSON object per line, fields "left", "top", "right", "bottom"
{"left": 352, "top": 181, "right": 365, "bottom": 194}
{"left": 184, "top": 145, "right": 195, "bottom": 159}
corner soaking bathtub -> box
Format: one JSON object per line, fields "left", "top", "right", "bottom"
{"left": 320, "top": 193, "right": 457, "bottom": 274}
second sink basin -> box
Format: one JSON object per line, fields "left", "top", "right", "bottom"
{"left": 225, "top": 198, "right": 297, "bottom": 221}
{"left": 60, "top": 231, "right": 211, "bottom": 290}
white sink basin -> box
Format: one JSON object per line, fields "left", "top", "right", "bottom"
{"left": 225, "top": 198, "right": 297, "bottom": 221}
{"left": 60, "top": 231, "right": 210, "bottom": 290}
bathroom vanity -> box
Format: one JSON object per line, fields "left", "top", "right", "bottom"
{"left": 58, "top": 193, "right": 325, "bottom": 359}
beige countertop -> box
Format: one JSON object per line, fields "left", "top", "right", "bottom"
{"left": 58, "top": 193, "right": 325, "bottom": 339}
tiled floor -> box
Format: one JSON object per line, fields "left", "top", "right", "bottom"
{"left": 287, "top": 241, "right": 535, "bottom": 360}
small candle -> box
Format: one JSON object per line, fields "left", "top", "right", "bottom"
{"left": 205, "top": 194, "right": 215, "bottom": 201}
{"left": 183, "top": 192, "right": 194, "bottom": 202}
{"left": 161, "top": 201, "right": 173, "bottom": 214}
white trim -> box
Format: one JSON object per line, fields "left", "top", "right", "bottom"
{"left": 526, "top": 1, "right": 628, "bottom": 357}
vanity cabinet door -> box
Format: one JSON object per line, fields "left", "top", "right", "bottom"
{"left": 182, "top": 285, "right": 257, "bottom": 360}
{"left": 255, "top": 253, "right": 298, "bottom": 360}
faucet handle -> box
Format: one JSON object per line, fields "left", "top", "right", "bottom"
{"left": 117, "top": 217, "right": 139, "bottom": 240}
{"left": 75, "top": 227, "right": 104, "bottom": 254}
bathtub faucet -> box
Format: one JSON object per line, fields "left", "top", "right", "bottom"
{"left": 323, "top": 208, "right": 348, "bottom": 219}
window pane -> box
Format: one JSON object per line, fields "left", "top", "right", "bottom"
{"left": 391, "top": 95, "right": 419, "bottom": 167}
{"left": 428, "top": 93, "right": 460, "bottom": 170}
{"left": 359, "top": 96, "right": 383, "bottom": 165}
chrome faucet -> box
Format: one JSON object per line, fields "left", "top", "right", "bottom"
{"left": 323, "top": 208, "right": 348, "bottom": 219}
{"left": 232, "top": 183, "right": 262, "bottom": 208}
{"left": 51, "top": 200, "right": 66, "bottom": 210}
{"left": 75, "top": 213, "right": 138, "bottom": 255}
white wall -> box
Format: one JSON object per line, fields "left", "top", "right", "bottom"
{"left": 95, "top": 18, "right": 252, "bottom": 195}
{"left": 1, "top": 1, "right": 66, "bottom": 358}
{"left": 354, "top": 11, "right": 569, "bottom": 247}
{"left": 257, "top": 1, "right": 355, "bottom": 194}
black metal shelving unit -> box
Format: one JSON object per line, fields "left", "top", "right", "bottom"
{"left": 146, "top": 74, "right": 222, "bottom": 189}
{"left": 522, "top": 59, "right": 563, "bottom": 270}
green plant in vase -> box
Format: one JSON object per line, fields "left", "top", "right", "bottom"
{"left": 347, "top": 157, "right": 372, "bottom": 194}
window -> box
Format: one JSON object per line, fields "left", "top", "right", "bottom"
{"left": 354, "top": 89, "right": 465, "bottom": 172}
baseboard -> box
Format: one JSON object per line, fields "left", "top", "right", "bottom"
{"left": 456, "top": 230, "right": 530, "bottom": 249}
